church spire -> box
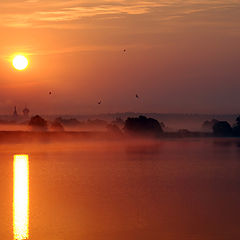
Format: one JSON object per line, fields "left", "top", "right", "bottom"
{"left": 13, "top": 106, "right": 18, "bottom": 117}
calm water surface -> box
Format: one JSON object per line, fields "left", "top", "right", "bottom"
{"left": 1, "top": 138, "right": 240, "bottom": 240}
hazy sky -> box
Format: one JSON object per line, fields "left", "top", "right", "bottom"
{"left": 0, "top": 0, "right": 240, "bottom": 115}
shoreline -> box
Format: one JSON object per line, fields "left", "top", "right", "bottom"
{"left": 0, "top": 130, "right": 236, "bottom": 143}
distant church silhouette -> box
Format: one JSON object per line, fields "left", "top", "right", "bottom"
{"left": 13, "top": 106, "right": 18, "bottom": 118}
{"left": 12, "top": 106, "right": 30, "bottom": 118}
{"left": 23, "top": 107, "right": 30, "bottom": 117}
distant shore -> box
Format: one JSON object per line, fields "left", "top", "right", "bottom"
{"left": 0, "top": 130, "right": 223, "bottom": 143}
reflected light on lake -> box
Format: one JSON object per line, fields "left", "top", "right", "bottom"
{"left": 13, "top": 155, "right": 29, "bottom": 240}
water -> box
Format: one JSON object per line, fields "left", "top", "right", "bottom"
{"left": 1, "top": 138, "right": 240, "bottom": 240}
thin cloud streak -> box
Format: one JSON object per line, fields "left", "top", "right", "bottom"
{"left": 0, "top": 0, "right": 239, "bottom": 28}
{"left": 0, "top": 42, "right": 157, "bottom": 60}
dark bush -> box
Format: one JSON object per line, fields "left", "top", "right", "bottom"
{"left": 29, "top": 115, "right": 48, "bottom": 131}
{"left": 213, "top": 121, "right": 232, "bottom": 137}
{"left": 236, "top": 116, "right": 240, "bottom": 125}
{"left": 124, "top": 115, "right": 163, "bottom": 136}
{"left": 232, "top": 116, "right": 240, "bottom": 137}
{"left": 202, "top": 119, "right": 219, "bottom": 131}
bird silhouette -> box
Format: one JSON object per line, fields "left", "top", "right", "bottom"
{"left": 98, "top": 100, "right": 102, "bottom": 105}
{"left": 136, "top": 94, "right": 139, "bottom": 99}
{"left": 49, "top": 91, "right": 52, "bottom": 95}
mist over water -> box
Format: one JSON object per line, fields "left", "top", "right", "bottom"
{"left": 1, "top": 138, "right": 240, "bottom": 240}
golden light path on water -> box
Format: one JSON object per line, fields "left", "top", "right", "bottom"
{"left": 13, "top": 155, "right": 29, "bottom": 240}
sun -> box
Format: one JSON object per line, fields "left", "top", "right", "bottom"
{"left": 12, "top": 55, "right": 29, "bottom": 71}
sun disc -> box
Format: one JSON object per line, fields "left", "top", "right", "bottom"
{"left": 12, "top": 55, "right": 29, "bottom": 71}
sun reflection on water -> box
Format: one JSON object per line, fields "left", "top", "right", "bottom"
{"left": 13, "top": 155, "right": 29, "bottom": 240}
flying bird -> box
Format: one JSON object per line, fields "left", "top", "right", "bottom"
{"left": 136, "top": 94, "right": 139, "bottom": 99}
{"left": 98, "top": 100, "right": 102, "bottom": 105}
{"left": 49, "top": 91, "right": 52, "bottom": 95}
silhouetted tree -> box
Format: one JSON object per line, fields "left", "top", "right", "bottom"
{"left": 237, "top": 116, "right": 240, "bottom": 125}
{"left": 29, "top": 115, "right": 48, "bottom": 131}
{"left": 124, "top": 115, "right": 163, "bottom": 136}
{"left": 232, "top": 115, "right": 240, "bottom": 137}
{"left": 202, "top": 119, "right": 219, "bottom": 131}
{"left": 213, "top": 121, "right": 232, "bottom": 137}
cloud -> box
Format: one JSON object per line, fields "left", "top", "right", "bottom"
{"left": 0, "top": 0, "right": 239, "bottom": 29}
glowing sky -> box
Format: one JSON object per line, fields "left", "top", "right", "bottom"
{"left": 0, "top": 0, "right": 240, "bottom": 114}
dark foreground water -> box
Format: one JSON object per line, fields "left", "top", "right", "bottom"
{"left": 1, "top": 138, "right": 240, "bottom": 240}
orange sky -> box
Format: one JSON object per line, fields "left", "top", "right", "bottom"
{"left": 0, "top": 0, "right": 240, "bottom": 115}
